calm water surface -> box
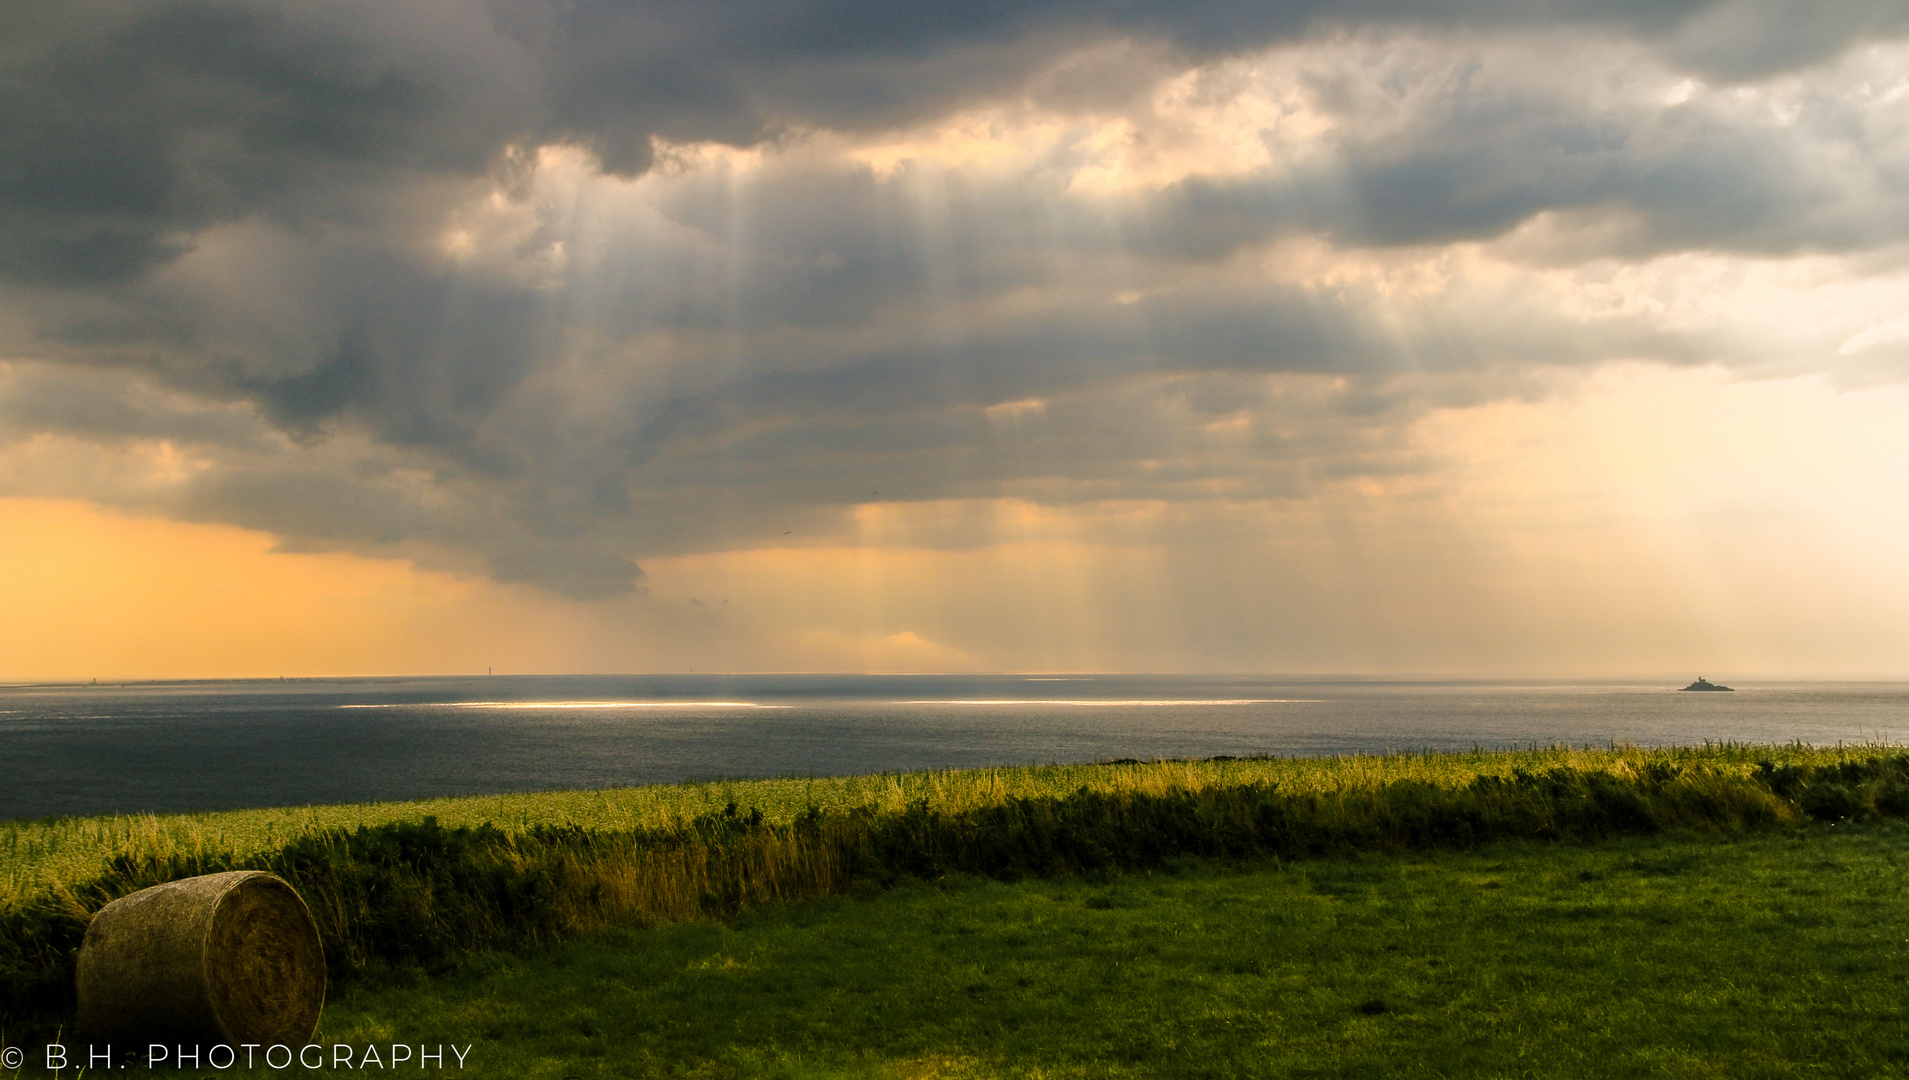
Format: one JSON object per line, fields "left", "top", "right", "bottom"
{"left": 2, "top": 674, "right": 1903, "bottom": 820}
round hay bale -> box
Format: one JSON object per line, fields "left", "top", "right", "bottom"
{"left": 77, "top": 870, "right": 325, "bottom": 1046}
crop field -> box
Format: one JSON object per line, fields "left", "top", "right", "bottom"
{"left": 9, "top": 740, "right": 1909, "bottom": 1049}
{"left": 0, "top": 741, "right": 1880, "bottom": 905}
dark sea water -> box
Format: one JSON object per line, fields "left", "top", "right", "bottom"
{"left": 1, "top": 674, "right": 1903, "bottom": 821}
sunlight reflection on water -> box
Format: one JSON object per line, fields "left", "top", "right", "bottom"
{"left": 3, "top": 674, "right": 1903, "bottom": 818}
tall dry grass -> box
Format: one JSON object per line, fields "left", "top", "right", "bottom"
{"left": 7, "top": 744, "right": 1909, "bottom": 1032}
{"left": 0, "top": 741, "right": 1874, "bottom": 905}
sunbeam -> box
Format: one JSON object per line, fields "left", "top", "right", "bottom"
{"left": 4, "top": 15, "right": 1909, "bottom": 678}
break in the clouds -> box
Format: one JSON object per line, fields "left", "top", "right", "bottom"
{"left": 3, "top": 0, "right": 1909, "bottom": 601}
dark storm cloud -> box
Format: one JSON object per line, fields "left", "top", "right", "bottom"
{"left": 4, "top": 0, "right": 1895, "bottom": 286}
{"left": 4, "top": 0, "right": 1905, "bottom": 597}
{"left": 495, "top": 0, "right": 1815, "bottom": 157}
{"left": 0, "top": 363, "right": 267, "bottom": 449}
{"left": 1654, "top": 0, "right": 1909, "bottom": 81}
{"left": 0, "top": 0, "right": 539, "bottom": 285}
{"left": 1138, "top": 90, "right": 1874, "bottom": 260}
{"left": 236, "top": 263, "right": 547, "bottom": 451}
{"left": 179, "top": 466, "right": 645, "bottom": 598}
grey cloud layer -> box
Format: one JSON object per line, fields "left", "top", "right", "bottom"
{"left": 3, "top": 0, "right": 1905, "bottom": 597}
{"left": 6, "top": 0, "right": 1900, "bottom": 285}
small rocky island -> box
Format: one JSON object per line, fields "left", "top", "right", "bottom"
{"left": 1679, "top": 676, "right": 1734, "bottom": 692}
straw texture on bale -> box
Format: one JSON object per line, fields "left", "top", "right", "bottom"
{"left": 76, "top": 871, "right": 324, "bottom": 1046}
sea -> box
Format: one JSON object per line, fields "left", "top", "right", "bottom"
{"left": 1, "top": 674, "right": 1904, "bottom": 821}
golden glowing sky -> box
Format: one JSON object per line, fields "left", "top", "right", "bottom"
{"left": 7, "top": 365, "right": 1904, "bottom": 680}
{"left": 4, "top": 10, "right": 1909, "bottom": 679}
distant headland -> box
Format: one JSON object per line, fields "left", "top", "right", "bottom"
{"left": 1679, "top": 676, "right": 1734, "bottom": 692}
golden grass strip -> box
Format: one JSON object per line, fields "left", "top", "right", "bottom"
{"left": 2, "top": 741, "right": 1888, "bottom": 908}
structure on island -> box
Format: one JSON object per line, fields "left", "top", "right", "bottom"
{"left": 1679, "top": 676, "right": 1733, "bottom": 692}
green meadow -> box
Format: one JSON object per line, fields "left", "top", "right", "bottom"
{"left": 314, "top": 825, "right": 1909, "bottom": 1079}
{"left": 6, "top": 742, "right": 1909, "bottom": 1076}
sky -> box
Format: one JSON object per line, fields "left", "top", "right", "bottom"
{"left": 3, "top": 0, "right": 1908, "bottom": 680}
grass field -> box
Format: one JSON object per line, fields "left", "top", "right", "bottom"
{"left": 275, "top": 821, "right": 1909, "bottom": 1078}
{"left": 7, "top": 743, "right": 1909, "bottom": 1077}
